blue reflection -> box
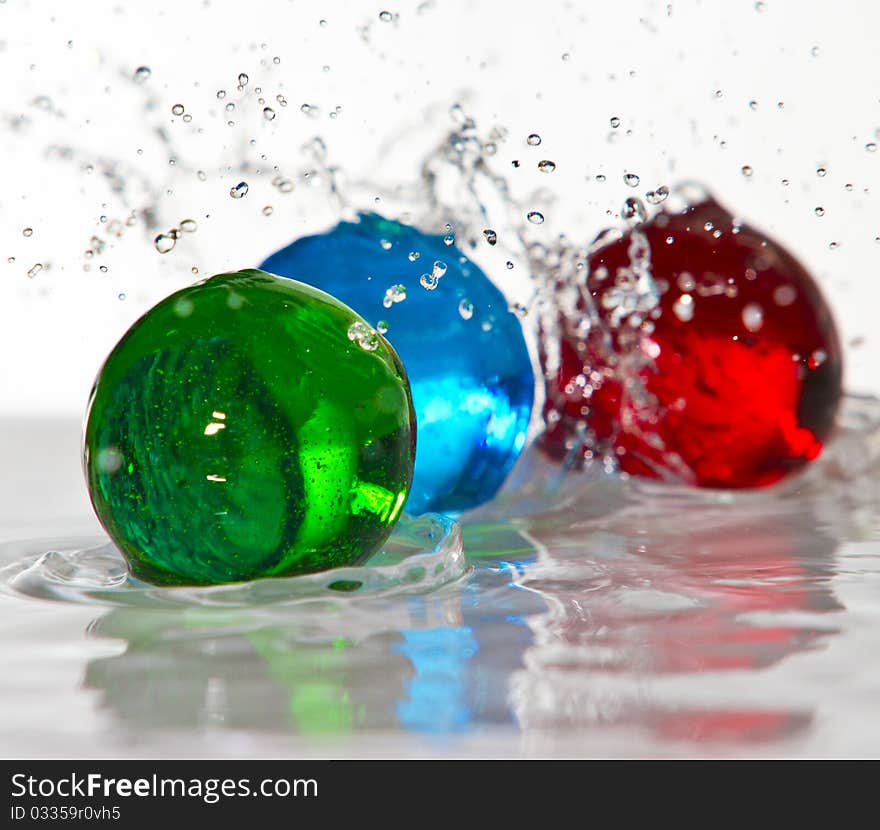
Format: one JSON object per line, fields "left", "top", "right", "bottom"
{"left": 394, "top": 626, "right": 478, "bottom": 734}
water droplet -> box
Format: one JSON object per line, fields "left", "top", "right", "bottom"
{"left": 118, "top": 292, "right": 126, "bottom": 300}
{"left": 408, "top": 251, "right": 420, "bottom": 262}
{"left": 379, "top": 10, "right": 395, "bottom": 22}
{"left": 814, "top": 206, "right": 825, "bottom": 217}
{"left": 748, "top": 100, "right": 758, "bottom": 110}
{"left": 810, "top": 45, "right": 820, "bottom": 58}
{"left": 262, "top": 205, "right": 273, "bottom": 216}
{"left": 741, "top": 165, "right": 754, "bottom": 177}
{"left": 432, "top": 261, "right": 447, "bottom": 278}
{"left": 509, "top": 302, "right": 527, "bottom": 318}
{"left": 506, "top": 261, "right": 514, "bottom": 269}
{"left": 645, "top": 185, "right": 669, "bottom": 205}
{"left": 197, "top": 170, "right": 207, "bottom": 181}
{"left": 443, "top": 234, "right": 455, "bottom": 246}
{"left": 179, "top": 218, "right": 198, "bottom": 233}
{"left": 238, "top": 73, "right": 249, "bottom": 87}
{"left": 526, "top": 133, "right": 542, "bottom": 146}
{"left": 272, "top": 176, "right": 294, "bottom": 193}
{"left": 673, "top": 294, "right": 694, "bottom": 322}
{"left": 171, "top": 103, "right": 184, "bottom": 116}
{"left": 458, "top": 299, "right": 474, "bottom": 320}
{"left": 538, "top": 159, "right": 556, "bottom": 173}
{"left": 483, "top": 229, "right": 498, "bottom": 245}
{"left": 153, "top": 234, "right": 175, "bottom": 254}
{"left": 22, "top": 227, "right": 33, "bottom": 237}
{"left": 742, "top": 302, "right": 764, "bottom": 332}
{"left": 817, "top": 166, "right": 827, "bottom": 177}
{"left": 527, "top": 211, "right": 545, "bottom": 224}
{"left": 808, "top": 349, "right": 827, "bottom": 369}
{"left": 383, "top": 284, "right": 407, "bottom": 308}
{"left": 347, "top": 321, "right": 379, "bottom": 351}
{"left": 511, "top": 159, "right": 521, "bottom": 168}
{"left": 610, "top": 116, "right": 621, "bottom": 128}
{"left": 133, "top": 66, "right": 151, "bottom": 83}
{"left": 216, "top": 90, "right": 226, "bottom": 99}
{"left": 262, "top": 107, "right": 275, "bottom": 121}
{"left": 621, "top": 197, "right": 647, "bottom": 223}
{"left": 420, "top": 273, "right": 439, "bottom": 290}
{"left": 276, "top": 94, "right": 288, "bottom": 107}
{"left": 774, "top": 285, "right": 797, "bottom": 306}
{"left": 26, "top": 262, "right": 42, "bottom": 278}
{"left": 230, "top": 181, "right": 249, "bottom": 198}
{"left": 376, "top": 320, "right": 389, "bottom": 335}
{"left": 866, "top": 142, "right": 877, "bottom": 153}
{"left": 623, "top": 172, "right": 640, "bottom": 187}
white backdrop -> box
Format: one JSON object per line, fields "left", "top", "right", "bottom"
{"left": 2, "top": 0, "right": 879, "bottom": 416}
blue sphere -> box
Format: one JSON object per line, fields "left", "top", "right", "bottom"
{"left": 259, "top": 213, "right": 534, "bottom": 514}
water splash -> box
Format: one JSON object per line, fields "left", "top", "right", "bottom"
{"left": 0, "top": 514, "right": 466, "bottom": 609}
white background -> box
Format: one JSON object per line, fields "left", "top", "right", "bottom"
{"left": 2, "top": 0, "right": 880, "bottom": 416}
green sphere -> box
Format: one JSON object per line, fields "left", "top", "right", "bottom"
{"left": 84, "top": 269, "right": 416, "bottom": 586}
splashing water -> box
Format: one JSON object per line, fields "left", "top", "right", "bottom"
{"left": 5, "top": 47, "right": 880, "bottom": 760}
{"left": 0, "top": 514, "right": 466, "bottom": 611}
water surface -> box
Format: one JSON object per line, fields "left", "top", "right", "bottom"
{"left": 2, "top": 404, "right": 879, "bottom": 758}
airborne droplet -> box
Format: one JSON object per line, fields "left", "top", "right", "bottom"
{"left": 382, "top": 284, "right": 407, "bottom": 308}
{"left": 645, "top": 186, "right": 669, "bottom": 205}
{"left": 742, "top": 302, "right": 764, "bottom": 332}
{"left": 153, "top": 234, "right": 175, "bottom": 254}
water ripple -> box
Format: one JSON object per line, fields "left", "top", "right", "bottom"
{"left": 0, "top": 513, "right": 467, "bottom": 609}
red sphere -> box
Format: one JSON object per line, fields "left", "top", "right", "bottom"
{"left": 542, "top": 195, "right": 843, "bottom": 488}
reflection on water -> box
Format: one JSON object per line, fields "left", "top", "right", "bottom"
{"left": 81, "top": 559, "right": 538, "bottom": 740}
{"left": 3, "top": 399, "right": 880, "bottom": 755}
{"left": 511, "top": 487, "right": 845, "bottom": 747}
{"left": 76, "top": 478, "right": 851, "bottom": 749}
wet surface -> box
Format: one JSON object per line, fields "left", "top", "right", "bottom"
{"left": 2, "top": 403, "right": 880, "bottom": 758}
